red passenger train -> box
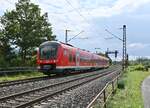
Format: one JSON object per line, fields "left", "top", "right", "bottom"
{"left": 37, "top": 41, "right": 110, "bottom": 75}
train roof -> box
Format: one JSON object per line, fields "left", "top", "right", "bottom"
{"left": 40, "top": 41, "right": 74, "bottom": 47}
{"left": 39, "top": 41, "right": 60, "bottom": 46}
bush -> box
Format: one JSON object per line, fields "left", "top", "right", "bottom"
{"left": 0, "top": 56, "right": 8, "bottom": 67}
{"left": 26, "top": 55, "right": 37, "bottom": 66}
{"left": 117, "top": 79, "right": 125, "bottom": 89}
{"left": 144, "top": 65, "right": 150, "bottom": 71}
{"left": 133, "top": 64, "right": 145, "bottom": 71}
{"left": 10, "top": 57, "right": 23, "bottom": 67}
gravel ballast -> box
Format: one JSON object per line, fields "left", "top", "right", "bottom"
{"left": 0, "top": 68, "right": 114, "bottom": 97}
{"left": 38, "top": 71, "right": 120, "bottom": 108}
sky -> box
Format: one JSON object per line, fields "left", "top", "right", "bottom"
{"left": 0, "top": 0, "right": 150, "bottom": 60}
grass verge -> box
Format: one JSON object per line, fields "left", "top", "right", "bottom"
{"left": 0, "top": 71, "right": 45, "bottom": 82}
{"left": 107, "top": 66, "right": 150, "bottom": 108}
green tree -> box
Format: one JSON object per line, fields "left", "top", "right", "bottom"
{"left": 0, "top": 29, "right": 14, "bottom": 66}
{"left": 0, "top": 0, "right": 55, "bottom": 63}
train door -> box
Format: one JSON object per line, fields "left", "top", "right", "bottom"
{"left": 76, "top": 50, "right": 80, "bottom": 67}
{"left": 62, "top": 48, "right": 68, "bottom": 66}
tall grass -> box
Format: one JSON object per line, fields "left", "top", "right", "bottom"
{"left": 0, "top": 71, "right": 45, "bottom": 82}
{"left": 107, "top": 66, "right": 150, "bottom": 108}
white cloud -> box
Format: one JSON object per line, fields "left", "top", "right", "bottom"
{"left": 89, "top": 0, "right": 150, "bottom": 17}
{"left": 128, "top": 43, "right": 150, "bottom": 49}
{"left": 0, "top": 0, "right": 150, "bottom": 56}
{"left": 1, "top": 0, "right": 150, "bottom": 34}
{"left": 0, "top": 0, "right": 17, "bottom": 12}
{"left": 33, "top": 0, "right": 150, "bottom": 39}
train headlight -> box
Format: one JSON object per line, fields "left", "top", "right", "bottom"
{"left": 37, "top": 66, "right": 40, "bottom": 69}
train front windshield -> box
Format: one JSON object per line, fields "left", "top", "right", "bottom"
{"left": 39, "top": 45, "right": 58, "bottom": 60}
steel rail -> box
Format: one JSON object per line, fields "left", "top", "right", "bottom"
{"left": 0, "top": 65, "right": 119, "bottom": 88}
{"left": 0, "top": 76, "right": 49, "bottom": 88}
{"left": 0, "top": 68, "right": 118, "bottom": 101}
{"left": 15, "top": 69, "right": 121, "bottom": 108}
{"left": 0, "top": 68, "right": 121, "bottom": 108}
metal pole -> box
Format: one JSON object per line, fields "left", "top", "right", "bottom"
{"left": 103, "top": 90, "right": 106, "bottom": 108}
{"left": 122, "top": 25, "right": 126, "bottom": 71}
{"left": 124, "top": 25, "right": 127, "bottom": 68}
{"left": 112, "top": 81, "right": 115, "bottom": 94}
{"left": 122, "top": 28, "right": 124, "bottom": 71}
{"left": 65, "top": 30, "right": 68, "bottom": 44}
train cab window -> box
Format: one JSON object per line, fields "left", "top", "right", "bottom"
{"left": 40, "top": 44, "right": 58, "bottom": 60}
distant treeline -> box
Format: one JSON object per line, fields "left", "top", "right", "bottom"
{"left": 130, "top": 57, "right": 150, "bottom": 66}
{"left": 130, "top": 57, "right": 150, "bottom": 70}
{"left": 111, "top": 57, "right": 150, "bottom": 69}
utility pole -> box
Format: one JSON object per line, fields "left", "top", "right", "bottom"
{"left": 105, "top": 25, "right": 127, "bottom": 71}
{"left": 65, "top": 29, "right": 71, "bottom": 44}
{"left": 122, "top": 25, "right": 127, "bottom": 71}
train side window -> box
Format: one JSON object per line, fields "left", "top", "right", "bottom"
{"left": 69, "top": 54, "right": 72, "bottom": 62}
{"left": 80, "top": 57, "right": 82, "bottom": 62}
{"left": 64, "top": 49, "right": 67, "bottom": 56}
{"left": 73, "top": 55, "right": 76, "bottom": 62}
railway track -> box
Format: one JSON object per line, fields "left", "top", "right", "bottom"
{"left": 0, "top": 65, "right": 118, "bottom": 88}
{"left": 0, "top": 67, "right": 121, "bottom": 108}
{"left": 0, "top": 76, "right": 49, "bottom": 88}
{"left": 0, "top": 66, "right": 119, "bottom": 98}
{"left": 0, "top": 72, "right": 93, "bottom": 88}
{"left": 0, "top": 67, "right": 37, "bottom": 76}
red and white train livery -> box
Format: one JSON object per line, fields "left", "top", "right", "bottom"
{"left": 37, "top": 41, "right": 109, "bottom": 75}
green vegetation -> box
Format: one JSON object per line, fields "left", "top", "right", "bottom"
{"left": 0, "top": 0, "right": 56, "bottom": 67}
{"left": 130, "top": 64, "right": 145, "bottom": 71}
{"left": 107, "top": 65, "right": 150, "bottom": 108}
{"left": 130, "top": 57, "right": 150, "bottom": 70}
{"left": 117, "top": 79, "right": 125, "bottom": 89}
{"left": 0, "top": 71, "right": 45, "bottom": 82}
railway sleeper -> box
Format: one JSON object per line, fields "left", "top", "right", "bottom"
{"left": 15, "top": 98, "right": 29, "bottom": 102}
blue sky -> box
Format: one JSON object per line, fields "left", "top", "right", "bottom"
{"left": 0, "top": 0, "right": 150, "bottom": 60}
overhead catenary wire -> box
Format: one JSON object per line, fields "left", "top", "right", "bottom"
{"left": 64, "top": 0, "right": 119, "bottom": 42}
{"left": 105, "top": 29, "right": 123, "bottom": 41}
{"left": 64, "top": 0, "right": 122, "bottom": 56}
{"left": 76, "top": 3, "right": 116, "bottom": 39}
{"left": 64, "top": 0, "right": 103, "bottom": 37}
{"left": 65, "top": 0, "right": 89, "bottom": 23}
{"left": 104, "top": 28, "right": 123, "bottom": 58}
{"left": 67, "top": 30, "right": 84, "bottom": 42}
